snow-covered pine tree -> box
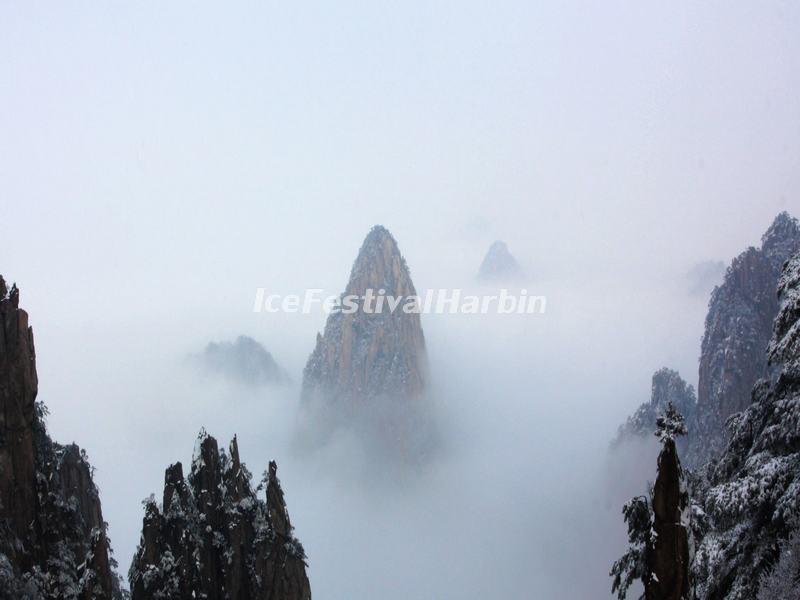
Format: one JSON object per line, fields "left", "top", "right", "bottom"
{"left": 611, "top": 495, "right": 651, "bottom": 599}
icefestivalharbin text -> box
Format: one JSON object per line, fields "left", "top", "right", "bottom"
{"left": 253, "top": 288, "right": 547, "bottom": 315}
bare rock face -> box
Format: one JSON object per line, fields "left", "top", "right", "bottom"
{"left": 0, "top": 276, "right": 119, "bottom": 598}
{"left": 613, "top": 368, "right": 696, "bottom": 455}
{"left": 688, "top": 212, "right": 800, "bottom": 467}
{"left": 477, "top": 240, "right": 523, "bottom": 281}
{"left": 301, "top": 226, "right": 430, "bottom": 456}
{"left": 690, "top": 251, "right": 800, "bottom": 599}
{"left": 129, "top": 431, "right": 311, "bottom": 600}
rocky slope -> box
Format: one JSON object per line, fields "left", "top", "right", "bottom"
{"left": 0, "top": 276, "right": 121, "bottom": 599}
{"left": 690, "top": 251, "right": 800, "bottom": 599}
{"left": 688, "top": 212, "right": 800, "bottom": 467}
{"left": 612, "top": 368, "right": 696, "bottom": 455}
{"left": 477, "top": 240, "right": 523, "bottom": 281}
{"left": 129, "top": 431, "right": 311, "bottom": 600}
{"left": 615, "top": 213, "right": 800, "bottom": 470}
{"left": 301, "top": 226, "right": 430, "bottom": 455}
{"left": 197, "top": 336, "right": 289, "bottom": 386}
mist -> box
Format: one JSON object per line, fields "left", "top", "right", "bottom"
{"left": 2, "top": 1, "right": 800, "bottom": 598}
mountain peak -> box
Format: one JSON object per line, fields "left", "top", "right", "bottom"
{"left": 301, "top": 227, "right": 431, "bottom": 457}
{"left": 478, "top": 240, "right": 523, "bottom": 281}
{"left": 346, "top": 225, "right": 413, "bottom": 295}
{"left": 761, "top": 211, "right": 800, "bottom": 265}
{"left": 363, "top": 224, "right": 395, "bottom": 245}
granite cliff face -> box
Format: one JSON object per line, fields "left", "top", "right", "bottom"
{"left": 690, "top": 251, "right": 800, "bottom": 600}
{"left": 0, "top": 276, "right": 119, "bottom": 599}
{"left": 129, "top": 431, "right": 310, "bottom": 600}
{"left": 301, "top": 226, "right": 430, "bottom": 455}
{"left": 477, "top": 240, "right": 523, "bottom": 281}
{"left": 688, "top": 212, "right": 800, "bottom": 467}
{"left": 613, "top": 368, "right": 696, "bottom": 454}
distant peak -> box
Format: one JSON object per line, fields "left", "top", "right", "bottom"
{"left": 478, "top": 240, "right": 523, "bottom": 281}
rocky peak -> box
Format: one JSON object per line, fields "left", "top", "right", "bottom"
{"left": 612, "top": 368, "right": 696, "bottom": 452}
{"left": 761, "top": 211, "right": 800, "bottom": 266}
{"left": 0, "top": 275, "right": 119, "bottom": 598}
{"left": 130, "top": 430, "right": 311, "bottom": 600}
{"left": 477, "top": 240, "right": 523, "bottom": 281}
{"left": 198, "top": 336, "right": 289, "bottom": 387}
{"left": 302, "top": 226, "right": 427, "bottom": 412}
{"left": 687, "top": 212, "right": 800, "bottom": 467}
{"left": 300, "top": 226, "right": 433, "bottom": 459}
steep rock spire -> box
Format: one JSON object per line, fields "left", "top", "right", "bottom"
{"left": 129, "top": 431, "right": 311, "bottom": 600}
{"left": 0, "top": 276, "right": 118, "bottom": 598}
{"left": 300, "top": 226, "right": 430, "bottom": 456}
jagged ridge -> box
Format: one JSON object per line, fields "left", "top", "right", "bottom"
{"left": 129, "top": 431, "right": 311, "bottom": 600}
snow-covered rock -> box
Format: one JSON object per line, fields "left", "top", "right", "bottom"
{"left": 613, "top": 368, "right": 696, "bottom": 456}
{"left": 129, "top": 432, "right": 310, "bottom": 600}
{"left": 690, "top": 251, "right": 800, "bottom": 599}
{"left": 688, "top": 211, "right": 800, "bottom": 468}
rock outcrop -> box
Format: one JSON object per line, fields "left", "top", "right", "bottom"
{"left": 610, "top": 404, "right": 692, "bottom": 600}
{"left": 301, "top": 226, "right": 430, "bottom": 456}
{"left": 477, "top": 240, "right": 523, "bottom": 281}
{"left": 690, "top": 251, "right": 800, "bottom": 599}
{"left": 613, "top": 368, "right": 696, "bottom": 455}
{"left": 0, "top": 276, "right": 120, "bottom": 598}
{"left": 687, "top": 212, "right": 800, "bottom": 467}
{"left": 129, "top": 431, "right": 311, "bottom": 600}
{"left": 646, "top": 407, "right": 691, "bottom": 600}
{"left": 197, "top": 336, "right": 289, "bottom": 387}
